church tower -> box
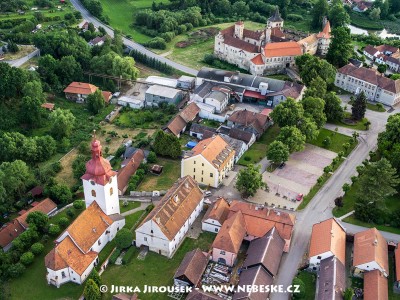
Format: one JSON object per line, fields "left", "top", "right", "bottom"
{"left": 234, "top": 20, "right": 244, "bottom": 40}
{"left": 81, "top": 132, "right": 120, "bottom": 216}
{"left": 267, "top": 7, "right": 284, "bottom": 29}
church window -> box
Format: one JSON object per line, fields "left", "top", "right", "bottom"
{"left": 90, "top": 180, "right": 95, "bottom": 186}
{"left": 61, "top": 271, "right": 66, "bottom": 278}
{"left": 98, "top": 240, "right": 101, "bottom": 246}
{"left": 109, "top": 177, "right": 112, "bottom": 184}
{"left": 110, "top": 187, "right": 113, "bottom": 195}
{"left": 91, "top": 190, "right": 96, "bottom": 197}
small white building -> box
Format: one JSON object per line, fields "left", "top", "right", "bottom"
{"left": 145, "top": 85, "right": 182, "bottom": 107}
{"left": 177, "top": 75, "right": 195, "bottom": 90}
{"left": 135, "top": 176, "right": 204, "bottom": 258}
{"left": 146, "top": 76, "right": 178, "bottom": 88}
{"left": 202, "top": 198, "right": 230, "bottom": 233}
{"left": 117, "top": 96, "right": 144, "bottom": 109}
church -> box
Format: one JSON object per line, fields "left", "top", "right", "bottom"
{"left": 45, "top": 135, "right": 125, "bottom": 287}
{"left": 214, "top": 8, "right": 331, "bottom": 75}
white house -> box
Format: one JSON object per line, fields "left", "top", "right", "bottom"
{"left": 308, "top": 218, "right": 346, "bottom": 271}
{"left": 203, "top": 90, "right": 229, "bottom": 113}
{"left": 220, "top": 135, "right": 247, "bottom": 163}
{"left": 353, "top": 228, "right": 389, "bottom": 277}
{"left": 202, "top": 198, "right": 230, "bottom": 233}
{"left": 45, "top": 137, "right": 125, "bottom": 287}
{"left": 135, "top": 176, "right": 204, "bottom": 258}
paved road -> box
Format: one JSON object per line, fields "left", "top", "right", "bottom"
{"left": 5, "top": 48, "right": 40, "bottom": 67}
{"left": 271, "top": 107, "right": 392, "bottom": 300}
{"left": 69, "top": 0, "right": 198, "bottom": 76}
{"left": 340, "top": 221, "right": 400, "bottom": 243}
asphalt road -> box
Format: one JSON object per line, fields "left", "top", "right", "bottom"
{"left": 271, "top": 107, "right": 392, "bottom": 300}
{"left": 69, "top": 0, "right": 198, "bottom": 76}
{"left": 5, "top": 48, "right": 40, "bottom": 67}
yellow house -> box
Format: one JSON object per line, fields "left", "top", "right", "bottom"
{"left": 181, "top": 135, "right": 235, "bottom": 188}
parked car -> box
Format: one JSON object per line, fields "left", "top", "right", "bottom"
{"left": 296, "top": 193, "right": 304, "bottom": 201}
{"left": 278, "top": 162, "right": 286, "bottom": 169}
{"left": 204, "top": 191, "right": 212, "bottom": 196}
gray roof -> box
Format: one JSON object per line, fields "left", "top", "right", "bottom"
{"left": 317, "top": 257, "right": 346, "bottom": 300}
{"left": 220, "top": 135, "right": 246, "bottom": 158}
{"left": 190, "top": 123, "right": 217, "bottom": 135}
{"left": 206, "top": 90, "right": 227, "bottom": 103}
{"left": 242, "top": 227, "right": 285, "bottom": 276}
{"left": 194, "top": 81, "right": 215, "bottom": 98}
{"left": 268, "top": 7, "right": 283, "bottom": 22}
{"left": 228, "top": 128, "right": 254, "bottom": 144}
{"left": 146, "top": 85, "right": 181, "bottom": 99}
{"left": 233, "top": 266, "right": 273, "bottom": 300}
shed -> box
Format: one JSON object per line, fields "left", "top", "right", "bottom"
{"left": 151, "top": 165, "right": 163, "bottom": 175}
{"left": 174, "top": 248, "right": 208, "bottom": 287}
{"left": 178, "top": 75, "right": 195, "bottom": 90}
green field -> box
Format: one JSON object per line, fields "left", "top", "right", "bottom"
{"left": 309, "top": 128, "right": 357, "bottom": 153}
{"left": 119, "top": 200, "right": 141, "bottom": 213}
{"left": 138, "top": 158, "right": 181, "bottom": 191}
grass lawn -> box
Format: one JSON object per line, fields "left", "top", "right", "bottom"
{"left": 349, "top": 11, "right": 384, "bottom": 30}
{"left": 331, "top": 112, "right": 369, "bottom": 131}
{"left": 2, "top": 45, "right": 36, "bottom": 60}
{"left": 115, "top": 108, "right": 175, "bottom": 130}
{"left": 124, "top": 209, "right": 146, "bottom": 231}
{"left": 139, "top": 158, "right": 181, "bottom": 191}
{"left": 238, "top": 124, "right": 280, "bottom": 166}
{"left": 295, "top": 271, "right": 316, "bottom": 300}
{"left": 309, "top": 128, "right": 357, "bottom": 153}
{"left": 366, "top": 102, "right": 386, "bottom": 112}
{"left": 388, "top": 254, "right": 400, "bottom": 300}
{"left": 101, "top": 232, "right": 216, "bottom": 300}
{"left": 119, "top": 201, "right": 141, "bottom": 213}
{"left": 343, "top": 215, "right": 400, "bottom": 235}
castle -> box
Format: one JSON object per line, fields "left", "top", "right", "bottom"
{"left": 214, "top": 8, "right": 331, "bottom": 75}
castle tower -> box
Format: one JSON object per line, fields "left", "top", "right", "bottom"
{"left": 267, "top": 7, "right": 284, "bottom": 28}
{"left": 234, "top": 20, "right": 244, "bottom": 40}
{"left": 265, "top": 27, "right": 271, "bottom": 44}
{"left": 81, "top": 132, "right": 120, "bottom": 215}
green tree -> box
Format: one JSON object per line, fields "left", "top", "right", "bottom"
{"left": 84, "top": 279, "right": 101, "bottom": 300}
{"left": 351, "top": 91, "right": 367, "bottom": 121}
{"left": 87, "top": 89, "right": 105, "bottom": 115}
{"left": 30, "top": 242, "right": 45, "bottom": 255}
{"left": 20, "top": 252, "right": 35, "bottom": 265}
{"left": 88, "top": 269, "right": 102, "bottom": 287}
{"left": 49, "top": 108, "right": 76, "bottom": 139}
{"left": 270, "top": 98, "right": 304, "bottom": 128}
{"left": 91, "top": 52, "right": 139, "bottom": 80}
{"left": 277, "top": 126, "right": 306, "bottom": 153}
{"left": 391, "top": 74, "right": 400, "bottom": 80}
{"left": 311, "top": 0, "right": 329, "bottom": 29}
{"left": 324, "top": 92, "right": 344, "bottom": 121}
{"left": 377, "top": 64, "right": 387, "bottom": 74}
{"left": 26, "top": 211, "right": 49, "bottom": 231}
{"left": 326, "top": 27, "right": 353, "bottom": 67}
{"left": 147, "top": 151, "right": 157, "bottom": 163}
{"left": 56, "top": 55, "right": 83, "bottom": 86}
{"left": 115, "top": 228, "right": 133, "bottom": 249}
{"left": 235, "top": 164, "right": 266, "bottom": 198}
{"left": 329, "top": 3, "right": 350, "bottom": 27}
{"left": 292, "top": 277, "right": 306, "bottom": 299}
{"left": 303, "top": 76, "right": 327, "bottom": 98}
{"left": 152, "top": 130, "right": 181, "bottom": 159}
{"left": 295, "top": 54, "right": 336, "bottom": 86}
{"left": 49, "top": 224, "right": 61, "bottom": 236}
{"left": 390, "top": 0, "right": 400, "bottom": 13}
{"left": 47, "top": 183, "right": 73, "bottom": 204}
{"left": 357, "top": 158, "right": 399, "bottom": 203}
{"left": 342, "top": 183, "right": 351, "bottom": 194}
{"left": 266, "top": 141, "right": 290, "bottom": 165}
{"left": 58, "top": 217, "right": 70, "bottom": 228}
{"left": 298, "top": 117, "right": 319, "bottom": 141}
{"left": 72, "top": 154, "right": 88, "bottom": 180}
{"left": 343, "top": 288, "right": 354, "bottom": 300}
{"left": 301, "top": 97, "right": 326, "bottom": 128}
{"left": 369, "top": 7, "right": 381, "bottom": 20}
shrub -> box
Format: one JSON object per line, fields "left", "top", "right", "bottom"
{"left": 20, "top": 252, "right": 35, "bottom": 265}
{"left": 73, "top": 200, "right": 85, "bottom": 210}
{"left": 41, "top": 234, "right": 49, "bottom": 243}
{"left": 147, "top": 151, "right": 157, "bottom": 163}
{"left": 58, "top": 217, "right": 70, "bottom": 228}
{"left": 30, "top": 242, "right": 45, "bottom": 255}
{"left": 66, "top": 209, "right": 75, "bottom": 219}
{"left": 146, "top": 204, "right": 155, "bottom": 212}
{"left": 49, "top": 224, "right": 61, "bottom": 236}
{"left": 122, "top": 247, "right": 135, "bottom": 265}
{"left": 115, "top": 228, "right": 133, "bottom": 250}
{"left": 109, "top": 249, "right": 121, "bottom": 264}
{"left": 52, "top": 161, "right": 62, "bottom": 173}
{"left": 144, "top": 37, "right": 167, "bottom": 50}
{"left": 244, "top": 156, "right": 251, "bottom": 161}
{"left": 8, "top": 263, "right": 26, "bottom": 278}
{"left": 287, "top": 14, "right": 303, "bottom": 21}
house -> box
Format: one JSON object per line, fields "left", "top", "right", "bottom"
{"left": 364, "top": 269, "right": 388, "bottom": 300}
{"left": 16, "top": 198, "right": 57, "bottom": 229}
{"left": 189, "top": 124, "right": 217, "bottom": 140}
{"left": 181, "top": 135, "right": 235, "bottom": 188}
{"left": 88, "top": 35, "right": 109, "bottom": 47}
{"left": 41, "top": 103, "right": 55, "bottom": 111}
{"left": 203, "top": 90, "right": 230, "bottom": 114}
{"left": 220, "top": 135, "right": 247, "bottom": 163}
{"left": 117, "top": 96, "right": 145, "bottom": 109}
{"left": 145, "top": 85, "right": 182, "bottom": 107}
{"left": 117, "top": 149, "right": 145, "bottom": 195}
{"left": 164, "top": 115, "right": 187, "bottom": 138}
{"left": 227, "top": 109, "right": 270, "bottom": 138}
{"left": 335, "top": 64, "right": 400, "bottom": 106}
{"left": 173, "top": 248, "right": 208, "bottom": 287}
{"left": 395, "top": 245, "right": 400, "bottom": 289}
{"left": 353, "top": 228, "right": 389, "bottom": 277}
{"left": 242, "top": 227, "right": 285, "bottom": 277}
{"left": 28, "top": 185, "right": 43, "bottom": 198}
{"left": 363, "top": 45, "right": 380, "bottom": 60}
{"left": 214, "top": 9, "right": 331, "bottom": 75}
{"left": 45, "top": 137, "right": 125, "bottom": 287}
{"left": 63, "top": 82, "right": 112, "bottom": 103}
{"left": 203, "top": 199, "right": 296, "bottom": 252}
{"left": 353, "top": 1, "right": 373, "bottom": 12}
{"left": 179, "top": 102, "right": 200, "bottom": 123}
{"left": 177, "top": 75, "right": 195, "bottom": 90}
{"left": 135, "top": 176, "right": 204, "bottom": 258}
{"left": 233, "top": 265, "right": 273, "bottom": 300}
{"left": 0, "top": 220, "right": 25, "bottom": 251}
{"left": 211, "top": 211, "right": 246, "bottom": 266}
{"left": 308, "top": 218, "right": 346, "bottom": 270}
{"left": 145, "top": 76, "right": 178, "bottom": 88}
{"left": 202, "top": 198, "right": 230, "bottom": 233}
{"left": 228, "top": 127, "right": 256, "bottom": 147}
{"left": 317, "top": 256, "right": 346, "bottom": 300}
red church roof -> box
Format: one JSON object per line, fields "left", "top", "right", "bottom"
{"left": 81, "top": 136, "right": 116, "bottom": 186}
{"left": 317, "top": 21, "right": 331, "bottom": 39}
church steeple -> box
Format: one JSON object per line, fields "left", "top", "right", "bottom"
{"left": 267, "top": 7, "right": 284, "bottom": 28}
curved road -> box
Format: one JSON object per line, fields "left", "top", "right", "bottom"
{"left": 69, "top": 0, "right": 198, "bottom": 76}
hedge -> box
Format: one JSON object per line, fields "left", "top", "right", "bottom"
{"left": 122, "top": 247, "right": 135, "bottom": 265}
{"left": 109, "top": 249, "right": 121, "bottom": 264}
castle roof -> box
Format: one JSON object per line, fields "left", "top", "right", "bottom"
{"left": 268, "top": 7, "right": 283, "bottom": 22}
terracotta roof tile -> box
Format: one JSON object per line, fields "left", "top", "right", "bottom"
{"left": 117, "top": 150, "right": 145, "bottom": 193}
{"left": 0, "top": 220, "right": 25, "bottom": 248}
{"left": 212, "top": 211, "right": 246, "bottom": 254}
{"left": 228, "top": 109, "right": 269, "bottom": 135}
{"left": 102, "top": 91, "right": 112, "bottom": 103}
{"left": 63, "top": 82, "right": 98, "bottom": 95}
{"left": 174, "top": 249, "right": 208, "bottom": 286}
{"left": 223, "top": 35, "right": 259, "bottom": 53}
{"left": 165, "top": 115, "right": 187, "bottom": 137}
{"left": 364, "top": 270, "right": 388, "bottom": 300}
{"left": 376, "top": 44, "right": 399, "bottom": 54}
{"left": 251, "top": 54, "right": 264, "bottom": 65}
{"left": 298, "top": 34, "right": 318, "bottom": 46}
{"left": 243, "top": 28, "right": 263, "bottom": 41}
{"left": 180, "top": 102, "right": 200, "bottom": 122}
{"left": 395, "top": 246, "right": 400, "bottom": 282}
{"left": 45, "top": 235, "right": 98, "bottom": 275}
{"left": 203, "top": 198, "right": 230, "bottom": 225}
{"left": 189, "top": 135, "right": 235, "bottom": 170}
{"left": 353, "top": 228, "right": 388, "bottom": 273}
{"left": 264, "top": 41, "right": 302, "bottom": 58}
{"left": 316, "top": 21, "right": 331, "bottom": 39}
{"left": 41, "top": 103, "right": 55, "bottom": 110}
{"left": 17, "top": 198, "right": 57, "bottom": 228}
{"left": 64, "top": 201, "right": 114, "bottom": 253}
{"left": 271, "top": 27, "right": 285, "bottom": 39}
{"left": 309, "top": 218, "right": 346, "bottom": 265}
{"left": 137, "top": 176, "right": 203, "bottom": 241}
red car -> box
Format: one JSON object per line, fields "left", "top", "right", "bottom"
{"left": 296, "top": 193, "right": 304, "bottom": 201}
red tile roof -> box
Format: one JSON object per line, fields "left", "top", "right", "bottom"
{"left": 364, "top": 270, "right": 388, "bottom": 300}
{"left": 376, "top": 44, "right": 399, "bottom": 54}
{"left": 243, "top": 28, "right": 263, "bottom": 41}
{"left": 317, "top": 21, "right": 331, "bottom": 39}
{"left": 165, "top": 115, "right": 187, "bottom": 137}
{"left": 28, "top": 186, "right": 43, "bottom": 197}
{"left": 228, "top": 109, "right": 269, "bottom": 134}
{"left": 251, "top": 54, "right": 264, "bottom": 65}
{"left": 179, "top": 102, "right": 200, "bottom": 122}
{"left": 63, "top": 82, "right": 98, "bottom": 95}
{"left": 0, "top": 220, "right": 25, "bottom": 248}
{"left": 223, "top": 35, "right": 259, "bottom": 53}
{"left": 117, "top": 149, "right": 145, "bottom": 193}
{"left": 212, "top": 211, "right": 246, "bottom": 254}
{"left": 174, "top": 248, "right": 208, "bottom": 286}
{"left": 102, "top": 91, "right": 112, "bottom": 103}
{"left": 264, "top": 41, "right": 302, "bottom": 58}
{"left": 41, "top": 103, "right": 55, "bottom": 110}
{"left": 16, "top": 198, "right": 57, "bottom": 228}
{"left": 203, "top": 198, "right": 230, "bottom": 225}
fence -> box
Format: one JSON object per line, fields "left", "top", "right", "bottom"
{"left": 129, "top": 190, "right": 167, "bottom": 197}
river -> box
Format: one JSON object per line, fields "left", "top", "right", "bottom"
{"left": 348, "top": 24, "right": 400, "bottom": 39}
